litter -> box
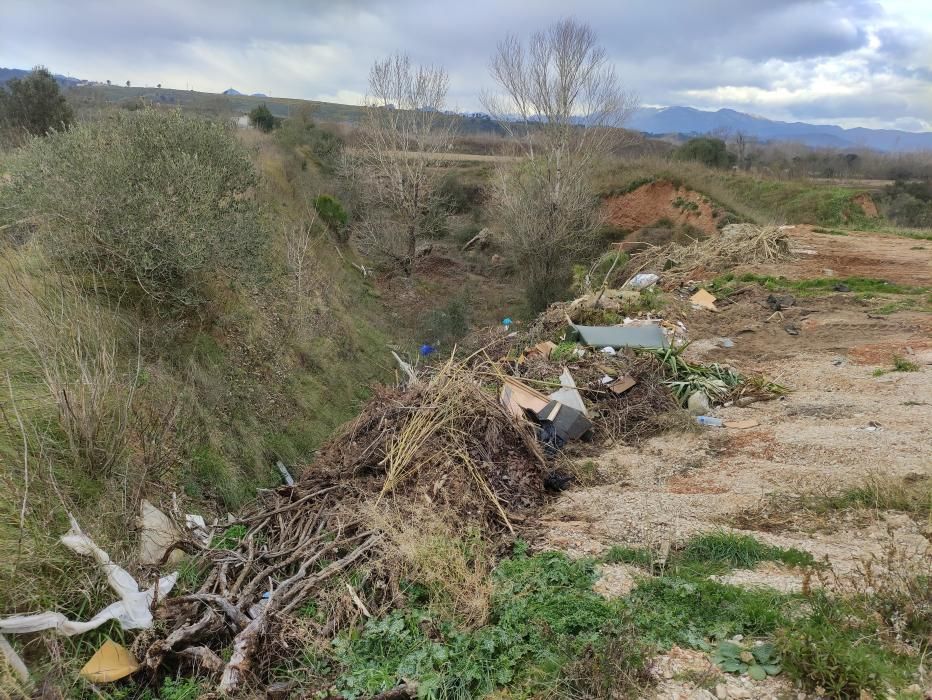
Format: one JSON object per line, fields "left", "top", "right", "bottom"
{"left": 419, "top": 343, "right": 436, "bottom": 356}
{"left": 695, "top": 416, "right": 723, "bottom": 427}
{"left": 609, "top": 375, "right": 637, "bottom": 395}
{"left": 500, "top": 376, "right": 550, "bottom": 418}
{"left": 719, "top": 337, "right": 735, "bottom": 348}
{"left": 724, "top": 419, "right": 759, "bottom": 429}
{"left": 391, "top": 350, "right": 417, "bottom": 385}
{"left": 623, "top": 273, "right": 659, "bottom": 290}
{"left": 525, "top": 341, "right": 557, "bottom": 358}
{"left": 547, "top": 368, "right": 587, "bottom": 416}
{"left": 502, "top": 317, "right": 513, "bottom": 329}
{"left": 690, "top": 288, "right": 718, "bottom": 311}
{"left": 138, "top": 499, "right": 183, "bottom": 566}
{"left": 687, "top": 391, "right": 711, "bottom": 416}
{"left": 0, "top": 515, "right": 178, "bottom": 637}
{"left": 275, "top": 460, "right": 296, "bottom": 486}
{"left": 538, "top": 400, "right": 593, "bottom": 441}
{"left": 0, "top": 633, "right": 28, "bottom": 683}
{"left": 572, "top": 323, "right": 668, "bottom": 350}
{"left": 784, "top": 323, "right": 801, "bottom": 336}
{"left": 79, "top": 640, "right": 140, "bottom": 684}
{"left": 600, "top": 346, "right": 617, "bottom": 355}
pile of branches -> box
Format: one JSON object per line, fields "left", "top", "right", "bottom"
{"left": 138, "top": 357, "right": 549, "bottom": 694}
{"left": 626, "top": 223, "right": 793, "bottom": 280}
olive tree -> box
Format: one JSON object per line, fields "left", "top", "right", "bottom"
{"left": 482, "top": 19, "right": 637, "bottom": 310}
{"left": 351, "top": 53, "right": 457, "bottom": 275}
{"left": 0, "top": 66, "right": 74, "bottom": 138}
{"left": 3, "top": 109, "right": 265, "bottom": 315}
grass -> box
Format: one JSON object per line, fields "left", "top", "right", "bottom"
{"left": 776, "top": 594, "right": 919, "bottom": 698}
{"left": 326, "top": 549, "right": 652, "bottom": 699}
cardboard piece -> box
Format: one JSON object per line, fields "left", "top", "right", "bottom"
{"left": 500, "top": 377, "right": 550, "bottom": 419}
{"left": 537, "top": 400, "right": 593, "bottom": 441}
{"left": 573, "top": 323, "right": 668, "bottom": 350}
{"left": 724, "top": 419, "right": 760, "bottom": 429}
{"left": 79, "top": 640, "right": 140, "bottom": 684}
{"left": 690, "top": 288, "right": 718, "bottom": 311}
{"left": 138, "top": 499, "right": 184, "bottom": 566}
{"left": 525, "top": 341, "right": 557, "bottom": 359}
{"left": 609, "top": 375, "right": 637, "bottom": 395}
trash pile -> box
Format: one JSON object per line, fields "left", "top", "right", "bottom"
{"left": 0, "top": 249, "right": 791, "bottom": 693}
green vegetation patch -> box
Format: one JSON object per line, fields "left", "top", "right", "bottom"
{"left": 330, "top": 550, "right": 651, "bottom": 699}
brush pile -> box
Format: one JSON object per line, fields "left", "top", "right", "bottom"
{"left": 137, "top": 357, "right": 549, "bottom": 693}
{"left": 134, "top": 327, "right": 787, "bottom": 693}
{"left": 627, "top": 223, "right": 793, "bottom": 281}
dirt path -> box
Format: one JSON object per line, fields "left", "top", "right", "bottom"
{"left": 540, "top": 228, "right": 932, "bottom": 699}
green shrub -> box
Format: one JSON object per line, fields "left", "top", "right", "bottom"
{"left": 314, "top": 194, "right": 349, "bottom": 241}
{"left": 0, "top": 66, "right": 74, "bottom": 137}
{"left": 777, "top": 596, "right": 914, "bottom": 698}
{"left": 249, "top": 103, "right": 279, "bottom": 132}
{"left": 3, "top": 110, "right": 265, "bottom": 315}
{"left": 674, "top": 137, "right": 736, "bottom": 169}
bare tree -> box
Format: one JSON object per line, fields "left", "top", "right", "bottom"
{"left": 482, "top": 19, "right": 637, "bottom": 309}
{"left": 351, "top": 53, "right": 457, "bottom": 276}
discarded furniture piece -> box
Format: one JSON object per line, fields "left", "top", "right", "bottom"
{"left": 500, "top": 376, "right": 550, "bottom": 419}
{"left": 572, "top": 323, "right": 668, "bottom": 350}
{"left": 538, "top": 400, "right": 593, "bottom": 442}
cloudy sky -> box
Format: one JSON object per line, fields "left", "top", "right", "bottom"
{"left": 3, "top": 0, "right": 931, "bottom": 131}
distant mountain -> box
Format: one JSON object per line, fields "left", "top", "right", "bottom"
{"left": 0, "top": 67, "right": 82, "bottom": 88}
{"left": 628, "top": 106, "right": 932, "bottom": 153}
{"left": 222, "top": 88, "right": 242, "bottom": 96}
{"left": 250, "top": 93, "right": 267, "bottom": 98}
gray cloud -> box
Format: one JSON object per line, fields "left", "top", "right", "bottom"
{"left": 1, "top": 0, "right": 929, "bottom": 130}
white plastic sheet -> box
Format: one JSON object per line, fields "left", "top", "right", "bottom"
{"left": 0, "top": 515, "right": 177, "bottom": 637}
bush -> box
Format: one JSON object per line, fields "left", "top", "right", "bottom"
{"left": 314, "top": 194, "right": 349, "bottom": 241}
{"left": 248, "top": 103, "right": 279, "bottom": 132}
{"left": 3, "top": 109, "right": 265, "bottom": 315}
{"left": 675, "top": 137, "right": 736, "bottom": 169}
{"left": 0, "top": 66, "right": 74, "bottom": 137}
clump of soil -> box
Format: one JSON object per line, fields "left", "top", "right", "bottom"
{"left": 602, "top": 180, "right": 726, "bottom": 236}
{"left": 852, "top": 192, "right": 879, "bottom": 218}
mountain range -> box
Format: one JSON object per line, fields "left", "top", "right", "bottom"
{"left": 3, "top": 66, "right": 930, "bottom": 153}
{"left": 627, "top": 106, "right": 932, "bottom": 153}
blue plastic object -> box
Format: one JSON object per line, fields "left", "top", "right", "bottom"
{"left": 502, "top": 317, "right": 513, "bottom": 328}
{"left": 419, "top": 344, "right": 436, "bottom": 356}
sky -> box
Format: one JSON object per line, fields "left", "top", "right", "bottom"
{"left": 3, "top": 0, "right": 931, "bottom": 132}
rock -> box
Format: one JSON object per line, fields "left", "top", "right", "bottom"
{"left": 834, "top": 283, "right": 851, "bottom": 292}
{"left": 715, "top": 684, "right": 729, "bottom": 700}
{"left": 687, "top": 391, "right": 711, "bottom": 415}
{"left": 784, "top": 323, "right": 801, "bottom": 336}
{"left": 592, "top": 563, "right": 638, "bottom": 597}
{"left": 766, "top": 294, "right": 795, "bottom": 310}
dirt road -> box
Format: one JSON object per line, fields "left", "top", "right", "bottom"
{"left": 541, "top": 227, "right": 932, "bottom": 699}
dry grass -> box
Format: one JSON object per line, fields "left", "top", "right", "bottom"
{"left": 367, "top": 505, "right": 493, "bottom": 629}
{"left": 627, "top": 223, "right": 793, "bottom": 280}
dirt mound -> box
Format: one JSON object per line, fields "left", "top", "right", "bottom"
{"left": 603, "top": 180, "right": 725, "bottom": 236}
{"left": 852, "top": 192, "right": 879, "bottom": 218}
